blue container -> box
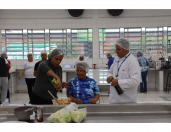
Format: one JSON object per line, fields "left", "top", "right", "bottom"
{"left": 20, "top": 78, "right": 23, "bottom": 84}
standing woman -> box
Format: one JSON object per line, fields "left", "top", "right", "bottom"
{"left": 137, "top": 51, "right": 149, "bottom": 94}
{"left": 31, "top": 49, "right": 69, "bottom": 105}
{"left": 18, "top": 53, "right": 37, "bottom": 103}
{"left": 1, "top": 52, "right": 11, "bottom": 102}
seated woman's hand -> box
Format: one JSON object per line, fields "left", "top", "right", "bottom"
{"left": 89, "top": 98, "right": 97, "bottom": 104}
{"left": 73, "top": 99, "right": 82, "bottom": 104}
{"left": 62, "top": 82, "right": 69, "bottom": 89}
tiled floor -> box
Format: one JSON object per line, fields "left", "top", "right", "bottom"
{"left": 9, "top": 90, "right": 171, "bottom": 104}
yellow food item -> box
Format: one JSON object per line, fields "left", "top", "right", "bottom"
{"left": 53, "top": 98, "right": 71, "bottom": 105}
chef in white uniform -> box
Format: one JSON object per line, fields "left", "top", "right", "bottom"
{"left": 107, "top": 38, "right": 141, "bottom": 103}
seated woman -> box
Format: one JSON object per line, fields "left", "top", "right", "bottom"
{"left": 67, "top": 61, "right": 100, "bottom": 104}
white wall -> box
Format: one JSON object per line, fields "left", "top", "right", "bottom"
{"left": 1, "top": 9, "right": 171, "bottom": 18}
{"left": 1, "top": 9, "right": 171, "bottom": 68}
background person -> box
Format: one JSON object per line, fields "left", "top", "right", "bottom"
{"left": 74, "top": 54, "right": 87, "bottom": 68}
{"left": 0, "top": 54, "right": 10, "bottom": 104}
{"left": 106, "top": 53, "right": 115, "bottom": 69}
{"left": 1, "top": 52, "right": 11, "bottom": 102}
{"left": 67, "top": 61, "right": 100, "bottom": 104}
{"left": 34, "top": 50, "right": 47, "bottom": 77}
{"left": 107, "top": 38, "right": 141, "bottom": 103}
{"left": 31, "top": 49, "right": 69, "bottom": 105}
{"left": 137, "top": 50, "right": 149, "bottom": 94}
{"left": 18, "top": 53, "right": 37, "bottom": 103}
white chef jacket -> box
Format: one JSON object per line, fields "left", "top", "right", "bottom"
{"left": 107, "top": 53, "right": 141, "bottom": 104}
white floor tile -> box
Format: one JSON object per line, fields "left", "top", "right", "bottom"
{"left": 10, "top": 94, "right": 26, "bottom": 100}
{"left": 19, "top": 95, "right": 29, "bottom": 100}
{"left": 152, "top": 97, "right": 165, "bottom": 101}
{"left": 102, "top": 97, "right": 109, "bottom": 103}
{"left": 11, "top": 99, "right": 28, "bottom": 104}
{"left": 137, "top": 98, "right": 143, "bottom": 102}
{"left": 140, "top": 97, "right": 156, "bottom": 102}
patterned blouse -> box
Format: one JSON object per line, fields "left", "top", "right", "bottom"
{"left": 67, "top": 76, "right": 100, "bottom": 104}
{"left": 137, "top": 56, "right": 149, "bottom": 72}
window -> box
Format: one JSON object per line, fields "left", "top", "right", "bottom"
{"left": 124, "top": 28, "right": 142, "bottom": 56}
{"left": 1, "top": 29, "right": 93, "bottom": 59}
{"left": 99, "top": 28, "right": 120, "bottom": 58}
{"left": 99, "top": 27, "right": 169, "bottom": 59}
{"left": 70, "top": 29, "right": 93, "bottom": 58}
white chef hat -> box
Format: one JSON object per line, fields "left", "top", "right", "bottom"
{"left": 48, "top": 48, "right": 64, "bottom": 60}
{"left": 1, "top": 52, "right": 7, "bottom": 58}
{"left": 106, "top": 53, "right": 112, "bottom": 58}
{"left": 40, "top": 50, "right": 47, "bottom": 55}
{"left": 79, "top": 54, "right": 84, "bottom": 59}
{"left": 115, "top": 38, "right": 130, "bottom": 50}
{"left": 137, "top": 50, "right": 143, "bottom": 56}
{"left": 75, "top": 61, "right": 89, "bottom": 73}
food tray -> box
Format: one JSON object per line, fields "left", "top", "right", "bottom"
{"left": 52, "top": 97, "right": 72, "bottom": 105}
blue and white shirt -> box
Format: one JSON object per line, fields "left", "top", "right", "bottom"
{"left": 137, "top": 56, "right": 149, "bottom": 72}
{"left": 67, "top": 76, "right": 100, "bottom": 104}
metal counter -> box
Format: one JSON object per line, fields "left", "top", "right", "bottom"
{"left": 1, "top": 103, "right": 171, "bottom": 123}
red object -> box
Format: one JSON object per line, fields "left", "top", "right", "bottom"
{"left": 37, "top": 106, "right": 44, "bottom": 122}
{"left": 37, "top": 116, "right": 44, "bottom": 122}
{"left": 6, "top": 60, "right": 11, "bottom": 74}
{"left": 93, "top": 64, "right": 96, "bottom": 69}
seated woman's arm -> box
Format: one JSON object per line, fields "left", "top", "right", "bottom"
{"left": 67, "top": 80, "right": 82, "bottom": 104}
{"left": 89, "top": 94, "right": 100, "bottom": 104}
{"left": 67, "top": 95, "right": 82, "bottom": 104}
{"left": 89, "top": 80, "right": 100, "bottom": 104}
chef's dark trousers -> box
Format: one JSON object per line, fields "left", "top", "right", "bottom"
{"left": 31, "top": 92, "right": 53, "bottom": 105}
{"left": 140, "top": 71, "right": 148, "bottom": 93}
{"left": 25, "top": 78, "right": 36, "bottom": 102}
{"left": 7, "top": 74, "right": 10, "bottom": 102}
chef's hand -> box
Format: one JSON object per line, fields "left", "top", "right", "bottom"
{"left": 54, "top": 77, "right": 62, "bottom": 90}
{"left": 74, "top": 99, "right": 82, "bottom": 104}
{"left": 18, "top": 76, "right": 21, "bottom": 79}
{"left": 62, "top": 82, "right": 69, "bottom": 89}
{"left": 54, "top": 83, "right": 62, "bottom": 90}
{"left": 111, "top": 79, "right": 119, "bottom": 86}
{"left": 89, "top": 98, "right": 97, "bottom": 104}
{"left": 107, "top": 76, "right": 113, "bottom": 83}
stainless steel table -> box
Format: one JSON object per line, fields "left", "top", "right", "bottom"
{"left": 1, "top": 103, "right": 171, "bottom": 123}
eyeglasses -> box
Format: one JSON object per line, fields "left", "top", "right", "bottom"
{"left": 76, "top": 70, "right": 85, "bottom": 73}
